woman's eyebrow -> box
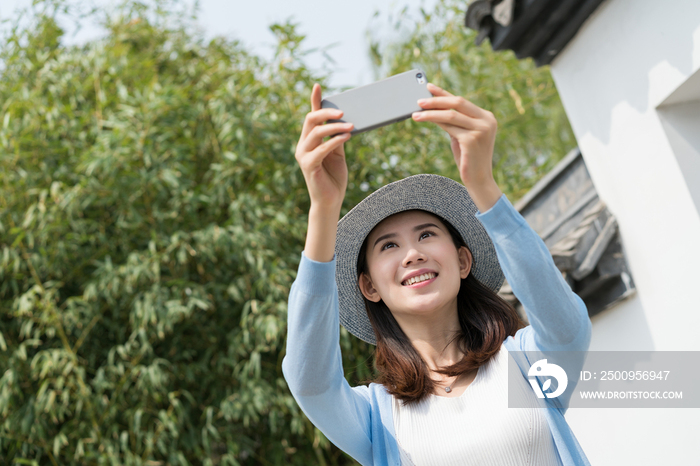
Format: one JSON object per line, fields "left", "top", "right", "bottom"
{"left": 372, "top": 223, "right": 442, "bottom": 250}
{"left": 413, "top": 222, "right": 441, "bottom": 232}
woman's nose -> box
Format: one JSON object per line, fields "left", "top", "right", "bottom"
{"left": 402, "top": 247, "right": 426, "bottom": 267}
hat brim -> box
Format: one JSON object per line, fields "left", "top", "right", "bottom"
{"left": 335, "top": 174, "right": 505, "bottom": 345}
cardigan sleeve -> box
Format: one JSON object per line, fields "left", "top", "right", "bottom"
{"left": 475, "top": 194, "right": 592, "bottom": 411}
{"left": 282, "top": 252, "right": 374, "bottom": 466}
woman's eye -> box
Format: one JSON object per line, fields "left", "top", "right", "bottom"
{"left": 381, "top": 242, "right": 396, "bottom": 251}
{"left": 420, "top": 230, "right": 436, "bottom": 240}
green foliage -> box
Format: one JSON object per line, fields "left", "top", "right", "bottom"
{"left": 0, "top": 0, "right": 575, "bottom": 464}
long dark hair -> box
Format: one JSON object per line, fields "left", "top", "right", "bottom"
{"left": 357, "top": 210, "right": 526, "bottom": 405}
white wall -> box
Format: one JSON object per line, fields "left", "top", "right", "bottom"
{"left": 657, "top": 93, "right": 700, "bottom": 215}
{"left": 548, "top": 0, "right": 700, "bottom": 464}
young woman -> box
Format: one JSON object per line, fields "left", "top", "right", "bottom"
{"left": 282, "top": 82, "right": 592, "bottom": 465}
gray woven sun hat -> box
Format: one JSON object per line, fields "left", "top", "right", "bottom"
{"left": 335, "top": 174, "right": 505, "bottom": 345}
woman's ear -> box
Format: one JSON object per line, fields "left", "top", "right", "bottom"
{"left": 358, "top": 272, "right": 382, "bottom": 303}
{"left": 458, "top": 246, "right": 473, "bottom": 279}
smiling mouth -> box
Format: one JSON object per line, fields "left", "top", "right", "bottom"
{"left": 402, "top": 273, "right": 438, "bottom": 286}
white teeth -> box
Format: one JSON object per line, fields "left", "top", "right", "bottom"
{"left": 403, "top": 273, "right": 436, "bottom": 286}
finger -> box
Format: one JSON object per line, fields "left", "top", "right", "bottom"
{"left": 303, "top": 133, "right": 350, "bottom": 170}
{"left": 427, "top": 82, "right": 453, "bottom": 96}
{"left": 434, "top": 121, "right": 463, "bottom": 136}
{"left": 300, "top": 122, "right": 353, "bottom": 153}
{"left": 311, "top": 83, "right": 322, "bottom": 112}
{"left": 412, "top": 109, "right": 482, "bottom": 130}
{"left": 417, "top": 95, "right": 486, "bottom": 119}
{"left": 300, "top": 83, "right": 328, "bottom": 141}
{"left": 300, "top": 108, "right": 345, "bottom": 141}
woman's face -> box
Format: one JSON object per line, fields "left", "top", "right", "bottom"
{"left": 358, "top": 210, "right": 472, "bottom": 322}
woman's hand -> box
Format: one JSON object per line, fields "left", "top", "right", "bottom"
{"left": 412, "top": 83, "right": 502, "bottom": 212}
{"left": 295, "top": 83, "right": 353, "bottom": 212}
{"left": 296, "top": 83, "right": 353, "bottom": 262}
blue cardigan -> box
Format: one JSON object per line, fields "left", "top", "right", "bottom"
{"left": 282, "top": 194, "right": 592, "bottom": 466}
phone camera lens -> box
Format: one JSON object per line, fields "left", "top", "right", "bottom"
{"left": 417, "top": 73, "right": 423, "bottom": 78}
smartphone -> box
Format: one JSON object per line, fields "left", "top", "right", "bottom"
{"left": 321, "top": 69, "right": 432, "bottom": 135}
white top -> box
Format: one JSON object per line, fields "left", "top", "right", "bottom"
{"left": 392, "top": 343, "right": 563, "bottom": 466}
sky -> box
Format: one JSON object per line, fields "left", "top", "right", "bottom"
{"left": 1, "top": 0, "right": 440, "bottom": 89}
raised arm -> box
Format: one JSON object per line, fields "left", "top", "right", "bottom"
{"left": 412, "top": 82, "right": 590, "bottom": 351}
{"left": 282, "top": 84, "right": 373, "bottom": 465}
{"left": 282, "top": 253, "right": 373, "bottom": 464}
{"left": 413, "top": 84, "right": 591, "bottom": 410}
{"left": 296, "top": 83, "right": 351, "bottom": 262}
{"left": 475, "top": 195, "right": 591, "bottom": 351}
